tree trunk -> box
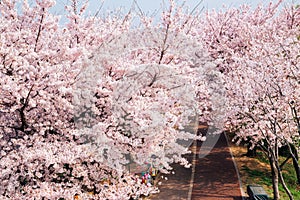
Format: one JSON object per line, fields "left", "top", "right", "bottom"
{"left": 274, "top": 154, "right": 294, "bottom": 200}
{"left": 290, "top": 102, "right": 300, "bottom": 184}
{"left": 291, "top": 153, "right": 300, "bottom": 185}
{"left": 277, "top": 165, "right": 294, "bottom": 200}
{"left": 269, "top": 155, "right": 280, "bottom": 200}
{"left": 288, "top": 144, "right": 300, "bottom": 185}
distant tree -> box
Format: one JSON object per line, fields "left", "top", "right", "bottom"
{"left": 198, "top": 1, "right": 300, "bottom": 199}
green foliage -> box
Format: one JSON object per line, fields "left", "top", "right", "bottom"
{"left": 242, "top": 152, "right": 300, "bottom": 199}
{"left": 256, "top": 151, "right": 269, "bottom": 164}
{"left": 241, "top": 165, "right": 273, "bottom": 199}
{"left": 242, "top": 166, "right": 272, "bottom": 185}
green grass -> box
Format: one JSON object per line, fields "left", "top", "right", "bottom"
{"left": 280, "top": 159, "right": 300, "bottom": 200}
{"left": 256, "top": 151, "right": 269, "bottom": 164}
{"left": 242, "top": 151, "right": 300, "bottom": 200}
{"left": 241, "top": 165, "right": 273, "bottom": 199}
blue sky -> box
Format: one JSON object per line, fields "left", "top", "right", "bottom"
{"left": 50, "top": 0, "right": 299, "bottom": 17}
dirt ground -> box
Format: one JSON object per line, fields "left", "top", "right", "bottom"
{"left": 227, "top": 138, "right": 271, "bottom": 197}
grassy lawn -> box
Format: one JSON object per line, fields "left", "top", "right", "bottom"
{"left": 227, "top": 137, "right": 300, "bottom": 200}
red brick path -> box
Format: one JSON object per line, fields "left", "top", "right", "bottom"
{"left": 149, "top": 131, "right": 244, "bottom": 200}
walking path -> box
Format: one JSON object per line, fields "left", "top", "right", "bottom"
{"left": 149, "top": 129, "right": 245, "bottom": 200}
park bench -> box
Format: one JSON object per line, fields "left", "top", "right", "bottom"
{"left": 247, "top": 185, "right": 269, "bottom": 200}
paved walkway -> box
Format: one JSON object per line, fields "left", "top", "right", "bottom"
{"left": 149, "top": 128, "right": 244, "bottom": 200}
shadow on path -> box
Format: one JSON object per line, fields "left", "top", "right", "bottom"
{"left": 149, "top": 131, "right": 244, "bottom": 200}
{"left": 192, "top": 133, "right": 243, "bottom": 200}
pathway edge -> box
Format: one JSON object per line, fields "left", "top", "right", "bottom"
{"left": 224, "top": 133, "right": 247, "bottom": 200}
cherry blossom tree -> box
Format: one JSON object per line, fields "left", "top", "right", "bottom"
{"left": 0, "top": 0, "right": 145, "bottom": 199}
{"left": 5, "top": 1, "right": 299, "bottom": 199}
{"left": 198, "top": 1, "right": 300, "bottom": 199}
{"left": 0, "top": 0, "right": 213, "bottom": 199}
